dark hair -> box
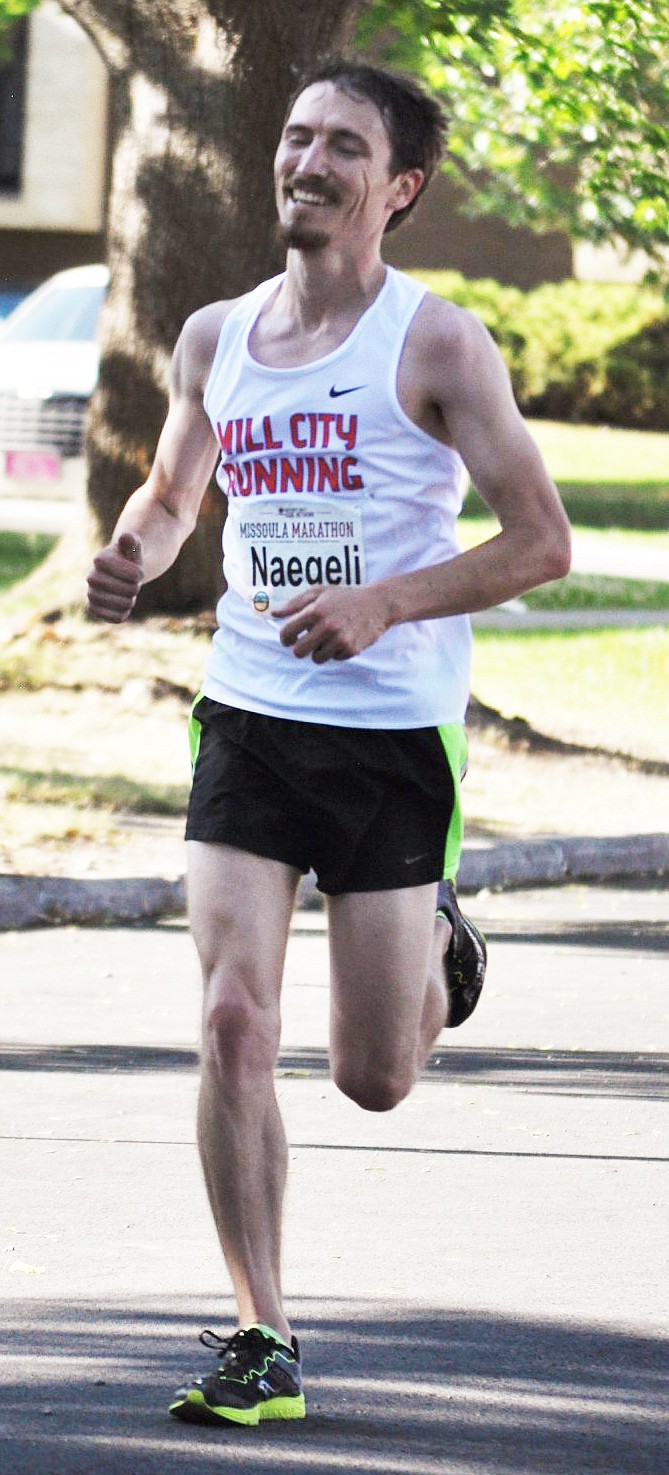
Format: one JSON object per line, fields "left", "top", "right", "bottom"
{"left": 286, "top": 59, "right": 447, "bottom": 233}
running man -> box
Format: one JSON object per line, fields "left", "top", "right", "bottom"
{"left": 87, "top": 60, "right": 571, "bottom": 1426}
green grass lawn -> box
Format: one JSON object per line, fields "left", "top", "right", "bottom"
{"left": 527, "top": 420, "right": 669, "bottom": 485}
{"left": 0, "top": 531, "right": 56, "bottom": 593}
{"left": 471, "top": 626, "right": 669, "bottom": 762}
{"left": 524, "top": 573, "right": 669, "bottom": 612}
{"left": 465, "top": 419, "right": 669, "bottom": 529}
{"left": 458, "top": 517, "right": 669, "bottom": 611}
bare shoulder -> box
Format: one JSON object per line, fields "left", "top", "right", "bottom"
{"left": 398, "top": 290, "right": 511, "bottom": 440}
{"left": 171, "top": 298, "right": 241, "bottom": 398}
{"left": 409, "top": 291, "right": 502, "bottom": 390}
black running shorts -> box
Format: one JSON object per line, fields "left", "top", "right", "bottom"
{"left": 186, "top": 696, "right": 467, "bottom": 896}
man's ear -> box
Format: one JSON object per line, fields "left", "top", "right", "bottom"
{"left": 388, "top": 168, "right": 424, "bottom": 215}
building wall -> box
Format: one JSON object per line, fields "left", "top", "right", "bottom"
{"left": 384, "top": 174, "right": 573, "bottom": 289}
{"left": 0, "top": 3, "right": 108, "bottom": 288}
{"left": 573, "top": 241, "right": 661, "bottom": 284}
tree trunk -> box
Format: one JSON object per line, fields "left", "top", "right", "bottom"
{"left": 60, "top": 0, "right": 366, "bottom": 615}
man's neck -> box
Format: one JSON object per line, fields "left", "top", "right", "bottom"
{"left": 279, "top": 245, "right": 386, "bottom": 330}
{"left": 249, "top": 244, "right": 388, "bottom": 368}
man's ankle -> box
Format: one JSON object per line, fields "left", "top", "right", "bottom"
{"left": 244, "top": 1318, "right": 293, "bottom": 1349}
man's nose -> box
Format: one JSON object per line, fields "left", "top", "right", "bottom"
{"left": 298, "top": 137, "right": 328, "bottom": 175}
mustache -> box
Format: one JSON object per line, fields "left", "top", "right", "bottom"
{"left": 287, "top": 175, "right": 341, "bottom": 204}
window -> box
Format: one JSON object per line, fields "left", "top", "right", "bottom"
{"left": 0, "top": 18, "right": 28, "bottom": 193}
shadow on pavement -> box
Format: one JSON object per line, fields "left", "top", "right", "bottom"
{"left": 484, "top": 921, "right": 669, "bottom": 953}
{"left": 0, "top": 1043, "right": 667, "bottom": 1103}
{"left": 0, "top": 1045, "right": 199, "bottom": 1074}
{"left": 422, "top": 1046, "right": 669, "bottom": 1102}
{"left": 0, "top": 1296, "right": 666, "bottom": 1474}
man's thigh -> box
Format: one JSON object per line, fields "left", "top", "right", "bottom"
{"left": 327, "top": 882, "right": 438, "bottom": 1069}
{"left": 188, "top": 841, "right": 300, "bottom": 1003}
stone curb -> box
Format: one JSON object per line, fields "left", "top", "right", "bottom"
{"left": 1, "top": 833, "right": 668, "bottom": 929}
{"left": 455, "top": 832, "right": 669, "bottom": 894}
{"left": 0, "top": 875, "right": 186, "bottom": 930}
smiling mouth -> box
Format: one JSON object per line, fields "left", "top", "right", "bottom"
{"left": 287, "top": 183, "right": 337, "bottom": 207}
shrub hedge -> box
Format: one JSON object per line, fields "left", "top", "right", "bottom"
{"left": 412, "top": 271, "right": 668, "bottom": 431}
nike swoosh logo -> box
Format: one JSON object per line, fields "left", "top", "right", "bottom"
{"left": 329, "top": 384, "right": 367, "bottom": 398}
{"left": 404, "top": 853, "right": 429, "bottom": 866}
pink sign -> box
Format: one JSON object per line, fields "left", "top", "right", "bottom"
{"left": 5, "top": 449, "right": 62, "bottom": 481}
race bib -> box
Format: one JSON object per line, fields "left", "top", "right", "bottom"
{"left": 233, "top": 500, "right": 366, "bottom": 615}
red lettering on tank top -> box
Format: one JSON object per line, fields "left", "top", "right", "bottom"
{"left": 263, "top": 415, "right": 283, "bottom": 450}
{"left": 341, "top": 456, "right": 363, "bottom": 491}
{"left": 254, "top": 459, "right": 278, "bottom": 494}
{"left": 336, "top": 413, "right": 357, "bottom": 451}
{"left": 280, "top": 457, "right": 304, "bottom": 493}
{"left": 317, "top": 456, "right": 339, "bottom": 493}
{"left": 319, "top": 413, "right": 335, "bottom": 448}
{"left": 234, "top": 460, "right": 253, "bottom": 496}
{"left": 221, "top": 461, "right": 236, "bottom": 495}
{"left": 290, "top": 414, "right": 307, "bottom": 449}
{"left": 217, "top": 421, "right": 234, "bottom": 455}
{"left": 244, "top": 418, "right": 264, "bottom": 453}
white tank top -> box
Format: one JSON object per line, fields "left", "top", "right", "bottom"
{"left": 202, "top": 266, "right": 472, "bottom": 728}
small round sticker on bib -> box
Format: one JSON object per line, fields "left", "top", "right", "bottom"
{"left": 252, "top": 590, "right": 270, "bottom": 615}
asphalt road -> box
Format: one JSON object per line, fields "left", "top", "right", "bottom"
{"left": 0, "top": 885, "right": 667, "bottom": 1473}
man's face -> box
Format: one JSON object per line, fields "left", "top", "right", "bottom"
{"left": 274, "top": 82, "right": 420, "bottom": 253}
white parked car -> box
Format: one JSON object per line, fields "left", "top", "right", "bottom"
{"left": 0, "top": 264, "right": 108, "bottom": 500}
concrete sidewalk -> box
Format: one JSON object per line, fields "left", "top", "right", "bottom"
{"left": 0, "top": 885, "right": 667, "bottom": 1473}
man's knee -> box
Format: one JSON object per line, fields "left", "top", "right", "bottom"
{"left": 202, "top": 970, "right": 281, "bottom": 1087}
{"left": 332, "top": 1055, "right": 415, "bottom": 1113}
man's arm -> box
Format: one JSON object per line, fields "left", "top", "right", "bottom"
{"left": 86, "top": 304, "right": 226, "bottom": 622}
{"left": 278, "top": 298, "right": 571, "bottom": 662}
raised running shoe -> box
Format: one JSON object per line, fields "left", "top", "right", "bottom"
{"left": 169, "top": 1324, "right": 305, "bottom": 1426}
{"left": 437, "top": 878, "right": 487, "bottom": 1027}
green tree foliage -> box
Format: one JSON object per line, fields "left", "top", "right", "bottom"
{"left": 0, "top": 0, "right": 40, "bottom": 56}
{"left": 360, "top": 0, "right": 669, "bottom": 266}
{"left": 4, "top": 1, "right": 667, "bottom": 262}
{"left": 0, "top": 0, "right": 40, "bottom": 18}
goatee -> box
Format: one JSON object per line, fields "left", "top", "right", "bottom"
{"left": 276, "top": 220, "right": 330, "bottom": 254}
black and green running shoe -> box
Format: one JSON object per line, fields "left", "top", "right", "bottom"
{"left": 437, "top": 878, "right": 487, "bottom": 1028}
{"left": 169, "top": 1324, "right": 306, "bottom": 1427}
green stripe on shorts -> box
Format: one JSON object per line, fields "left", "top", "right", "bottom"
{"left": 437, "top": 722, "right": 468, "bottom": 882}
{"left": 188, "top": 692, "right": 204, "bottom": 772}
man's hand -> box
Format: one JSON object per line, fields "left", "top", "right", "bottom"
{"left": 86, "top": 532, "right": 144, "bottom": 622}
{"left": 274, "top": 585, "right": 391, "bottom": 663}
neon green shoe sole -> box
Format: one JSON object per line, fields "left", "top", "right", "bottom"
{"left": 169, "top": 1387, "right": 307, "bottom": 1426}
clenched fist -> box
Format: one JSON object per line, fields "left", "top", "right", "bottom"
{"left": 86, "top": 532, "right": 144, "bottom": 623}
